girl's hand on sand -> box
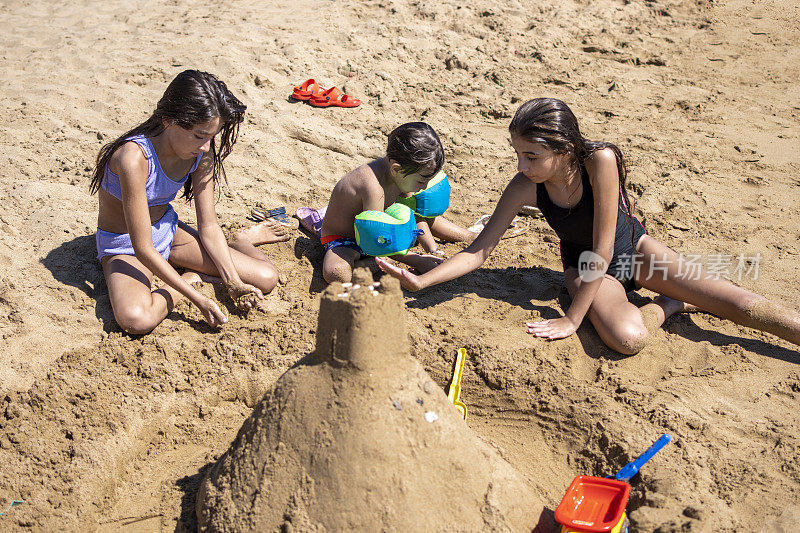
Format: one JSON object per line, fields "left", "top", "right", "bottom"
{"left": 375, "top": 257, "right": 425, "bottom": 291}
{"left": 198, "top": 297, "right": 228, "bottom": 327}
{"left": 525, "top": 316, "right": 577, "bottom": 340}
{"left": 226, "top": 280, "right": 264, "bottom": 310}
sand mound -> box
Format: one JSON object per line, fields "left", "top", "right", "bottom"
{"left": 196, "top": 270, "right": 551, "bottom": 531}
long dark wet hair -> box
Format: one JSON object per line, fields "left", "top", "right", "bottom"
{"left": 508, "top": 98, "right": 636, "bottom": 235}
{"left": 90, "top": 70, "right": 246, "bottom": 200}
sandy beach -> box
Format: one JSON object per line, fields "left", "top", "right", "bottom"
{"left": 0, "top": 0, "right": 799, "bottom": 530}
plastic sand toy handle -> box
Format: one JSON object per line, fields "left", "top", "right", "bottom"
{"left": 447, "top": 348, "right": 467, "bottom": 420}
{"left": 614, "top": 434, "right": 672, "bottom": 482}
{"left": 0, "top": 499, "right": 23, "bottom": 517}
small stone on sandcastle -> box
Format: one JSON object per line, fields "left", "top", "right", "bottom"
{"left": 196, "top": 269, "right": 552, "bottom": 531}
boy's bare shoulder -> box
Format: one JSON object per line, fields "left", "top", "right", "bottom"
{"left": 334, "top": 162, "right": 382, "bottom": 197}
{"left": 342, "top": 162, "right": 379, "bottom": 187}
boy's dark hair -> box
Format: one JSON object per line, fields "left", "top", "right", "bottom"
{"left": 90, "top": 70, "right": 246, "bottom": 200}
{"left": 386, "top": 122, "right": 444, "bottom": 176}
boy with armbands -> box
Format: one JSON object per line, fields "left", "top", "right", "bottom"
{"left": 398, "top": 169, "right": 478, "bottom": 256}
{"left": 320, "top": 122, "right": 469, "bottom": 283}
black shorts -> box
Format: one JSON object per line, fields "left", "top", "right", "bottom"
{"left": 560, "top": 215, "right": 647, "bottom": 292}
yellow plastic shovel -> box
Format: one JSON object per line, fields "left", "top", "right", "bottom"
{"left": 447, "top": 348, "right": 468, "bottom": 420}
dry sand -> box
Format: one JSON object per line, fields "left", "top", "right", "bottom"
{"left": 0, "top": 0, "right": 798, "bottom": 530}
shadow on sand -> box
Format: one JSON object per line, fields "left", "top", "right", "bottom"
{"left": 40, "top": 234, "right": 116, "bottom": 328}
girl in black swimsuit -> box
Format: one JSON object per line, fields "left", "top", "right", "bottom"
{"left": 535, "top": 160, "right": 646, "bottom": 293}
{"left": 377, "top": 98, "right": 800, "bottom": 354}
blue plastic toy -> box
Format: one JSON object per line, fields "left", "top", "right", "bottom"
{"left": 354, "top": 203, "right": 423, "bottom": 257}
{"left": 0, "top": 499, "right": 23, "bottom": 517}
{"left": 613, "top": 434, "right": 672, "bottom": 482}
{"left": 556, "top": 434, "right": 672, "bottom": 533}
{"left": 396, "top": 170, "right": 451, "bottom": 217}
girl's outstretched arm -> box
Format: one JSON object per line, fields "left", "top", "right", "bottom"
{"left": 378, "top": 173, "right": 534, "bottom": 291}
{"left": 116, "top": 146, "right": 228, "bottom": 326}
{"left": 527, "top": 148, "right": 619, "bottom": 340}
{"left": 192, "top": 155, "right": 263, "bottom": 310}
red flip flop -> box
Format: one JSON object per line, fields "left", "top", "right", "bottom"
{"left": 309, "top": 86, "right": 361, "bottom": 108}
{"left": 291, "top": 79, "right": 322, "bottom": 101}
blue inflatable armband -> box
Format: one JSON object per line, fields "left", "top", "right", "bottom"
{"left": 396, "top": 170, "right": 451, "bottom": 217}
{"left": 354, "top": 203, "right": 423, "bottom": 257}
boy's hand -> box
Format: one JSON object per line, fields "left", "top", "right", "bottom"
{"left": 419, "top": 242, "right": 445, "bottom": 256}
{"left": 375, "top": 257, "right": 425, "bottom": 291}
{"left": 420, "top": 241, "right": 437, "bottom": 254}
{"left": 411, "top": 253, "right": 445, "bottom": 273}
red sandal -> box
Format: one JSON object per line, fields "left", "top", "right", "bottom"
{"left": 309, "top": 86, "right": 361, "bottom": 108}
{"left": 291, "top": 79, "right": 322, "bottom": 101}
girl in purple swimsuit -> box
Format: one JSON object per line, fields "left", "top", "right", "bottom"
{"left": 377, "top": 98, "right": 800, "bottom": 353}
{"left": 90, "top": 70, "right": 289, "bottom": 333}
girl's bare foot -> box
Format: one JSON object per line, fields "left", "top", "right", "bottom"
{"left": 181, "top": 271, "right": 204, "bottom": 285}
{"left": 654, "top": 295, "right": 700, "bottom": 317}
{"left": 182, "top": 270, "right": 223, "bottom": 285}
{"left": 235, "top": 220, "right": 291, "bottom": 245}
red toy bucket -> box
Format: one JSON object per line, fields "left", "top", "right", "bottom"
{"left": 555, "top": 476, "right": 631, "bottom": 532}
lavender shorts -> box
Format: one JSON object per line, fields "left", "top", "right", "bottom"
{"left": 96, "top": 205, "right": 179, "bottom": 261}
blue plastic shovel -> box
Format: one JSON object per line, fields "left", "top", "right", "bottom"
{"left": 0, "top": 499, "right": 23, "bottom": 517}
{"left": 613, "top": 434, "right": 672, "bottom": 482}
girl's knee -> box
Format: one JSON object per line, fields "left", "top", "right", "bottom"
{"left": 252, "top": 263, "right": 279, "bottom": 293}
{"left": 606, "top": 323, "right": 649, "bottom": 355}
{"left": 114, "top": 304, "right": 158, "bottom": 335}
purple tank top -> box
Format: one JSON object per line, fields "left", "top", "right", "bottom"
{"left": 100, "top": 134, "right": 202, "bottom": 206}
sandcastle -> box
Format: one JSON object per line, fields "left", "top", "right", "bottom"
{"left": 196, "top": 269, "right": 551, "bottom": 531}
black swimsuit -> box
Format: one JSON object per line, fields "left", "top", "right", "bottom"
{"left": 536, "top": 168, "right": 646, "bottom": 292}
